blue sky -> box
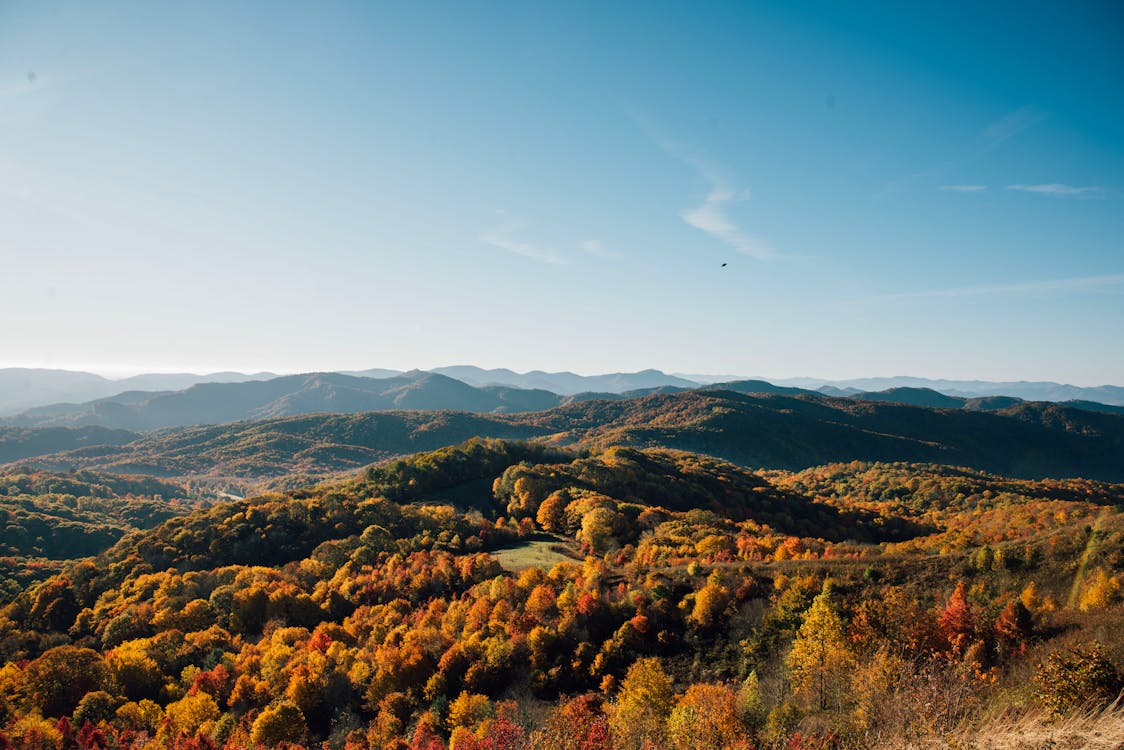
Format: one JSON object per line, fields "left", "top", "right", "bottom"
{"left": 2, "top": 1, "right": 1122, "bottom": 384}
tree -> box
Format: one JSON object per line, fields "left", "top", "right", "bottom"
{"left": 447, "top": 692, "right": 494, "bottom": 732}
{"left": 250, "top": 701, "right": 307, "bottom": 746}
{"left": 411, "top": 721, "right": 448, "bottom": 750}
{"left": 936, "top": 581, "right": 975, "bottom": 654}
{"left": 536, "top": 492, "right": 569, "bottom": 533}
{"left": 1078, "top": 567, "right": 1121, "bottom": 612}
{"left": 608, "top": 658, "right": 672, "bottom": 750}
{"left": 786, "top": 583, "right": 854, "bottom": 711}
{"left": 475, "top": 718, "right": 528, "bottom": 750}
{"left": 994, "top": 599, "right": 1033, "bottom": 658}
{"left": 688, "top": 575, "right": 731, "bottom": 629}
{"left": 578, "top": 508, "right": 618, "bottom": 555}
{"left": 530, "top": 694, "right": 610, "bottom": 750}
{"left": 164, "top": 692, "right": 220, "bottom": 738}
{"left": 23, "top": 646, "right": 107, "bottom": 718}
{"left": 72, "top": 691, "right": 120, "bottom": 730}
{"left": 666, "top": 684, "right": 746, "bottom": 750}
{"left": 106, "top": 648, "right": 163, "bottom": 701}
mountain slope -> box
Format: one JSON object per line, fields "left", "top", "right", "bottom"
{"left": 5, "top": 372, "right": 569, "bottom": 430}
{"left": 0, "top": 368, "right": 277, "bottom": 415}
{"left": 13, "top": 389, "right": 1124, "bottom": 483}
{"left": 16, "top": 411, "right": 551, "bottom": 480}
{"left": 854, "top": 387, "right": 966, "bottom": 409}
{"left": 0, "top": 426, "right": 140, "bottom": 464}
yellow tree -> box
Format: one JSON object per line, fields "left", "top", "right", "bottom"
{"left": 1079, "top": 567, "right": 1121, "bottom": 612}
{"left": 666, "top": 683, "right": 747, "bottom": 750}
{"left": 786, "top": 582, "right": 854, "bottom": 711}
{"left": 608, "top": 657, "right": 672, "bottom": 750}
{"left": 250, "top": 701, "right": 307, "bottom": 746}
{"left": 162, "top": 692, "right": 220, "bottom": 739}
{"left": 688, "top": 573, "right": 731, "bottom": 629}
{"left": 536, "top": 491, "right": 570, "bottom": 533}
{"left": 447, "top": 691, "right": 494, "bottom": 732}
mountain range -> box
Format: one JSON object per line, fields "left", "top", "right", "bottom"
{"left": 4, "top": 366, "right": 1123, "bottom": 417}
{"left": 9, "top": 388, "right": 1124, "bottom": 484}
{"left": 776, "top": 375, "right": 1124, "bottom": 405}
{"left": 0, "top": 368, "right": 278, "bottom": 415}
{"left": 5, "top": 368, "right": 1124, "bottom": 434}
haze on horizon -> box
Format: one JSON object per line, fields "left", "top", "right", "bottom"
{"left": 2, "top": 1, "right": 1122, "bottom": 386}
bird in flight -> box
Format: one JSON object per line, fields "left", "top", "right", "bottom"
{"left": 721, "top": 263, "right": 727, "bottom": 267}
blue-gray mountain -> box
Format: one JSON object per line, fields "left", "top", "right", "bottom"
{"left": 6, "top": 369, "right": 1123, "bottom": 432}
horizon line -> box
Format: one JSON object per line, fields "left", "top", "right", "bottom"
{"left": 0, "top": 363, "right": 1120, "bottom": 390}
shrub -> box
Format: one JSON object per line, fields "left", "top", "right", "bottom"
{"left": 1034, "top": 642, "right": 1123, "bottom": 717}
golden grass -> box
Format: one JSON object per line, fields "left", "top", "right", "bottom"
{"left": 872, "top": 701, "right": 1124, "bottom": 750}
{"left": 490, "top": 538, "right": 581, "bottom": 572}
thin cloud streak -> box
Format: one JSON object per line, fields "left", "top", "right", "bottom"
{"left": 678, "top": 162, "right": 773, "bottom": 259}
{"left": 977, "top": 105, "right": 1047, "bottom": 150}
{"left": 577, "top": 239, "right": 616, "bottom": 258}
{"left": 479, "top": 223, "right": 566, "bottom": 264}
{"left": 632, "top": 111, "right": 772, "bottom": 259}
{"left": 941, "top": 185, "right": 988, "bottom": 192}
{"left": 870, "top": 274, "right": 1124, "bottom": 303}
{"left": 880, "top": 105, "right": 1047, "bottom": 197}
{"left": 1007, "top": 183, "right": 1100, "bottom": 196}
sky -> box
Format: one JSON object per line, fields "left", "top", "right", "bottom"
{"left": 2, "top": 1, "right": 1123, "bottom": 385}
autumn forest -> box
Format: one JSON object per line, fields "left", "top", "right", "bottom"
{"left": 1, "top": 410, "right": 1122, "bottom": 749}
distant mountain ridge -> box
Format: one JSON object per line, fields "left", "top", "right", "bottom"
{"left": 4, "top": 367, "right": 1123, "bottom": 426}
{"left": 0, "top": 366, "right": 700, "bottom": 414}
{"left": 853, "top": 386, "right": 1124, "bottom": 415}
{"left": 4, "top": 372, "right": 569, "bottom": 431}
{"left": 7, "top": 369, "right": 1124, "bottom": 433}
{"left": 429, "top": 366, "right": 700, "bottom": 395}
{"left": 10, "top": 389, "right": 1124, "bottom": 484}
{"left": 775, "top": 376, "right": 1124, "bottom": 406}
{"left": 0, "top": 368, "right": 278, "bottom": 415}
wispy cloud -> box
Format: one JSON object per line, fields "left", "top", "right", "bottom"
{"left": 632, "top": 112, "right": 772, "bottom": 259}
{"left": 479, "top": 222, "right": 566, "bottom": 265}
{"left": 881, "top": 105, "right": 1047, "bottom": 197}
{"left": 1007, "top": 183, "right": 1101, "bottom": 196}
{"left": 976, "top": 105, "right": 1047, "bottom": 150}
{"left": 577, "top": 239, "right": 615, "bottom": 258}
{"left": 870, "top": 274, "right": 1124, "bottom": 302}
{"left": 679, "top": 163, "right": 773, "bottom": 259}
{"left": 940, "top": 184, "right": 988, "bottom": 192}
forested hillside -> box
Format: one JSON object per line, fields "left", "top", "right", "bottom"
{"left": 0, "top": 440, "right": 1121, "bottom": 749}
{"left": 0, "top": 468, "right": 207, "bottom": 602}
{"left": 0, "top": 426, "right": 139, "bottom": 465}
{"left": 10, "top": 390, "right": 1124, "bottom": 486}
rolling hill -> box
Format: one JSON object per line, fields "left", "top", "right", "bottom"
{"left": 10, "top": 389, "right": 1124, "bottom": 484}
{"left": 0, "top": 425, "right": 140, "bottom": 464}
{"left": 854, "top": 386, "right": 1124, "bottom": 415}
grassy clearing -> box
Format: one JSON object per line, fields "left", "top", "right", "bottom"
{"left": 491, "top": 537, "right": 583, "bottom": 572}
{"left": 939, "top": 702, "right": 1124, "bottom": 750}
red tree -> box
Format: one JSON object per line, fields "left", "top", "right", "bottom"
{"left": 937, "top": 581, "right": 975, "bottom": 653}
